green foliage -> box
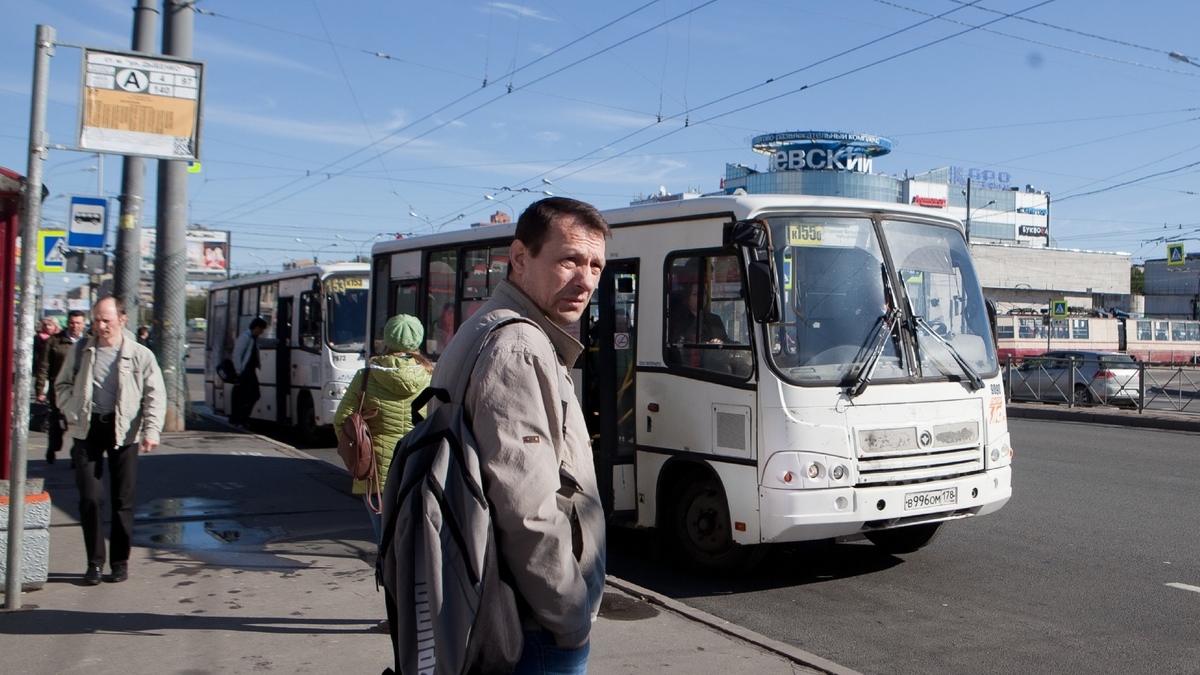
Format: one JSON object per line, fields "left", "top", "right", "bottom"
{"left": 1130, "top": 267, "right": 1145, "bottom": 295}
{"left": 186, "top": 294, "right": 207, "bottom": 320}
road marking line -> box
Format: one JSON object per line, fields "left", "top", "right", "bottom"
{"left": 1166, "top": 582, "right": 1200, "bottom": 594}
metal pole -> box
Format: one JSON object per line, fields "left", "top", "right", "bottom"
{"left": 153, "top": 0, "right": 192, "bottom": 431}
{"left": 113, "top": 0, "right": 157, "bottom": 316}
{"left": 6, "top": 24, "right": 54, "bottom": 611}
{"left": 965, "top": 177, "right": 972, "bottom": 244}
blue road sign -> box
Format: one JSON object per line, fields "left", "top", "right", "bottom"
{"left": 67, "top": 196, "right": 108, "bottom": 250}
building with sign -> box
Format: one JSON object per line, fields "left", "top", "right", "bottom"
{"left": 716, "top": 130, "right": 1129, "bottom": 314}
{"left": 1143, "top": 253, "right": 1200, "bottom": 319}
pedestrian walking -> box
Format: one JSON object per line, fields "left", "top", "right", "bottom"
{"left": 230, "top": 317, "right": 266, "bottom": 428}
{"left": 54, "top": 296, "right": 165, "bottom": 586}
{"left": 430, "top": 197, "right": 609, "bottom": 674}
{"left": 35, "top": 310, "right": 87, "bottom": 464}
{"left": 32, "top": 316, "right": 59, "bottom": 382}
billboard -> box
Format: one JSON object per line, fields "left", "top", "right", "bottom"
{"left": 141, "top": 229, "right": 229, "bottom": 280}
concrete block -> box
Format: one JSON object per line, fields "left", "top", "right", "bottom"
{"left": 0, "top": 492, "right": 53, "bottom": 530}
{"left": 0, "top": 478, "right": 45, "bottom": 497}
{"left": 0, "top": 527, "right": 50, "bottom": 591}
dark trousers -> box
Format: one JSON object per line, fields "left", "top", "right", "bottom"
{"left": 46, "top": 393, "right": 66, "bottom": 455}
{"left": 73, "top": 415, "right": 139, "bottom": 569}
{"left": 230, "top": 370, "right": 260, "bottom": 424}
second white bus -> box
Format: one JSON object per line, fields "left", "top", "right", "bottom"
{"left": 205, "top": 263, "right": 370, "bottom": 437}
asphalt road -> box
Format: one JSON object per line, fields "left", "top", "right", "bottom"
{"left": 606, "top": 418, "right": 1200, "bottom": 675}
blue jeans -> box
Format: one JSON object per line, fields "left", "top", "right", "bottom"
{"left": 512, "top": 629, "right": 590, "bottom": 675}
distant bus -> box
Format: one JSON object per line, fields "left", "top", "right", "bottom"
{"left": 204, "top": 263, "right": 369, "bottom": 434}
{"left": 368, "top": 194, "right": 1013, "bottom": 570}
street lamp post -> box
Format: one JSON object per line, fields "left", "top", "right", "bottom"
{"left": 294, "top": 238, "right": 336, "bottom": 264}
{"left": 966, "top": 198, "right": 996, "bottom": 244}
{"left": 336, "top": 233, "right": 384, "bottom": 261}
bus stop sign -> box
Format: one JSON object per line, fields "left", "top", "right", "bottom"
{"left": 68, "top": 196, "right": 107, "bottom": 250}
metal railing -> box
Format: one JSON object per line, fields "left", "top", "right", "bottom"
{"left": 1003, "top": 356, "right": 1200, "bottom": 414}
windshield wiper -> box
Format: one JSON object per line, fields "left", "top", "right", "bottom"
{"left": 846, "top": 307, "right": 900, "bottom": 398}
{"left": 913, "top": 317, "right": 984, "bottom": 390}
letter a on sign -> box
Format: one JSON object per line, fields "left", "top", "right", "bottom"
{"left": 1168, "top": 243, "right": 1185, "bottom": 266}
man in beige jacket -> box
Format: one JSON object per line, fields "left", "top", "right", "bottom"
{"left": 55, "top": 296, "right": 165, "bottom": 586}
{"left": 430, "top": 197, "right": 609, "bottom": 674}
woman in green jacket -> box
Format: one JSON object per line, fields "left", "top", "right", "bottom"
{"left": 333, "top": 314, "right": 432, "bottom": 545}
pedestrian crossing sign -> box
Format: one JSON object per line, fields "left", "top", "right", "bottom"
{"left": 1168, "top": 243, "right": 1185, "bottom": 266}
{"left": 1051, "top": 299, "right": 1068, "bottom": 318}
{"left": 37, "top": 230, "right": 67, "bottom": 273}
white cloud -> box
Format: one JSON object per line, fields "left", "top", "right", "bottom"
{"left": 195, "top": 31, "right": 330, "bottom": 78}
{"left": 206, "top": 105, "right": 410, "bottom": 148}
{"left": 486, "top": 3, "right": 555, "bottom": 21}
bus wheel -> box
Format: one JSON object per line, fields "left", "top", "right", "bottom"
{"left": 864, "top": 522, "right": 942, "bottom": 554}
{"left": 673, "top": 477, "right": 764, "bottom": 573}
{"left": 296, "top": 393, "right": 319, "bottom": 444}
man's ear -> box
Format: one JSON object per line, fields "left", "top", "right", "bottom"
{"left": 509, "top": 239, "right": 527, "bottom": 279}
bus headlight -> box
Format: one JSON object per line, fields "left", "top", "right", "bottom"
{"left": 326, "top": 382, "right": 348, "bottom": 400}
{"left": 764, "top": 452, "right": 853, "bottom": 489}
{"left": 986, "top": 434, "right": 1014, "bottom": 468}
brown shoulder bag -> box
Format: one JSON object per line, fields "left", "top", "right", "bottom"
{"left": 337, "top": 365, "right": 381, "bottom": 512}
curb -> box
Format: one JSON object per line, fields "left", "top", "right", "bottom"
{"left": 1007, "top": 403, "right": 1200, "bottom": 433}
{"left": 605, "top": 576, "right": 863, "bottom": 675}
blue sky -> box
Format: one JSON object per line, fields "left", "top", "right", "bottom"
{"left": 3, "top": 0, "right": 1200, "bottom": 282}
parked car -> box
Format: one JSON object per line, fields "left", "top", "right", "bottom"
{"left": 1009, "top": 350, "right": 1141, "bottom": 407}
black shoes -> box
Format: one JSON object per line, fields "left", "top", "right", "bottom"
{"left": 107, "top": 562, "right": 128, "bottom": 583}
{"left": 83, "top": 565, "right": 102, "bottom": 586}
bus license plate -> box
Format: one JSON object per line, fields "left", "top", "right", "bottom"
{"left": 904, "top": 487, "right": 957, "bottom": 511}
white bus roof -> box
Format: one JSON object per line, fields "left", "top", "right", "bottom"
{"left": 369, "top": 193, "right": 964, "bottom": 258}
{"left": 206, "top": 262, "right": 369, "bottom": 292}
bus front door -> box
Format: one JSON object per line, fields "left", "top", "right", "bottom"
{"left": 276, "top": 296, "right": 293, "bottom": 424}
{"left": 585, "top": 260, "right": 638, "bottom": 519}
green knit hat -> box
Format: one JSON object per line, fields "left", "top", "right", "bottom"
{"left": 383, "top": 314, "right": 423, "bottom": 352}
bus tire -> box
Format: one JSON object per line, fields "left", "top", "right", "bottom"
{"left": 296, "top": 393, "right": 319, "bottom": 444}
{"left": 672, "top": 476, "right": 765, "bottom": 573}
{"left": 864, "top": 522, "right": 942, "bottom": 554}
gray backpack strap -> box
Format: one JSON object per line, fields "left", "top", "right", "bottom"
{"left": 450, "top": 315, "right": 542, "bottom": 404}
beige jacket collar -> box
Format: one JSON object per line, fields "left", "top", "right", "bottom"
{"left": 491, "top": 280, "right": 584, "bottom": 367}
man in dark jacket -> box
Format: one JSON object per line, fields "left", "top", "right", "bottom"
{"left": 35, "top": 310, "right": 87, "bottom": 464}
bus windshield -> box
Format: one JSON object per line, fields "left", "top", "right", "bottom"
{"left": 765, "top": 215, "right": 998, "bottom": 386}
{"left": 325, "top": 275, "right": 369, "bottom": 352}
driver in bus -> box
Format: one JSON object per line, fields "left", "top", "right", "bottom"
{"left": 666, "top": 282, "right": 731, "bottom": 369}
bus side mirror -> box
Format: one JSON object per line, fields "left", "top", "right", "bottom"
{"left": 729, "top": 220, "right": 767, "bottom": 248}
{"left": 728, "top": 219, "right": 780, "bottom": 324}
{"left": 746, "top": 260, "right": 779, "bottom": 323}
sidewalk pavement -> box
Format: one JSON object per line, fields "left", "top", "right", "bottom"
{"left": 0, "top": 414, "right": 846, "bottom": 675}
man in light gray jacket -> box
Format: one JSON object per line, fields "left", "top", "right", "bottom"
{"left": 431, "top": 197, "right": 608, "bottom": 674}
{"left": 55, "top": 296, "right": 165, "bottom": 586}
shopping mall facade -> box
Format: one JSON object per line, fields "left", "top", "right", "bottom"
{"left": 652, "top": 130, "right": 1132, "bottom": 314}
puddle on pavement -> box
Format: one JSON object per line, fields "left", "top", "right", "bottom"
{"left": 598, "top": 591, "right": 660, "bottom": 621}
{"left": 136, "top": 497, "right": 239, "bottom": 520}
{"left": 134, "top": 497, "right": 307, "bottom": 570}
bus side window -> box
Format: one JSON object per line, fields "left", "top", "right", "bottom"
{"left": 299, "top": 291, "right": 320, "bottom": 350}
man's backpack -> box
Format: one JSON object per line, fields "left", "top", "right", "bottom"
{"left": 337, "top": 365, "right": 381, "bottom": 512}
{"left": 216, "top": 358, "right": 239, "bottom": 384}
{"left": 377, "top": 316, "right": 534, "bottom": 675}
